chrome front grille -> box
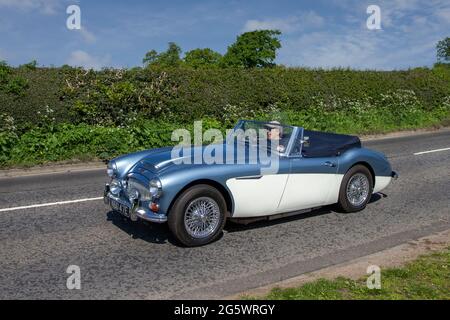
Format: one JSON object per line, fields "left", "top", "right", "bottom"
{"left": 126, "top": 177, "right": 151, "bottom": 201}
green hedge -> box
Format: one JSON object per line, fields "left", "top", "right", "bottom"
{"left": 1, "top": 64, "right": 450, "bottom": 127}
{"left": 1, "top": 101, "right": 448, "bottom": 167}
{"left": 0, "top": 64, "right": 449, "bottom": 167}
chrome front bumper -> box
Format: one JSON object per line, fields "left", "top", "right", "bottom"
{"left": 103, "top": 184, "right": 167, "bottom": 223}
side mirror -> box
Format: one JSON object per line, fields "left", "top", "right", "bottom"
{"left": 300, "top": 136, "right": 310, "bottom": 147}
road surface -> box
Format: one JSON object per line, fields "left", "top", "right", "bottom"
{"left": 0, "top": 130, "right": 449, "bottom": 299}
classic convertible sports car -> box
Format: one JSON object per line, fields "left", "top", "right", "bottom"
{"left": 104, "top": 120, "right": 397, "bottom": 246}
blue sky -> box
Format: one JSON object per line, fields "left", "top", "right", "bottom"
{"left": 0, "top": 0, "right": 449, "bottom": 70}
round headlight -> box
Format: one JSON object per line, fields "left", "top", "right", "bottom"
{"left": 149, "top": 178, "right": 162, "bottom": 198}
{"left": 110, "top": 179, "right": 121, "bottom": 195}
{"left": 107, "top": 161, "right": 118, "bottom": 178}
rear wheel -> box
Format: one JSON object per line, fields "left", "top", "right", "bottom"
{"left": 338, "top": 165, "right": 373, "bottom": 213}
{"left": 168, "top": 184, "right": 227, "bottom": 246}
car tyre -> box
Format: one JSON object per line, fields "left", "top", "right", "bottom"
{"left": 168, "top": 184, "right": 227, "bottom": 247}
{"left": 338, "top": 165, "right": 373, "bottom": 213}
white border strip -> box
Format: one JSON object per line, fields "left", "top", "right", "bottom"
{"left": 0, "top": 197, "right": 103, "bottom": 213}
{"left": 413, "top": 147, "right": 450, "bottom": 156}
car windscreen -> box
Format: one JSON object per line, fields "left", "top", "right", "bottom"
{"left": 230, "top": 120, "right": 294, "bottom": 154}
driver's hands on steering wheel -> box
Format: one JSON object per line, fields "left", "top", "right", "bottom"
{"left": 277, "top": 145, "right": 286, "bottom": 153}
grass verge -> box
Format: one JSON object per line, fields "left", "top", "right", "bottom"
{"left": 245, "top": 248, "right": 450, "bottom": 300}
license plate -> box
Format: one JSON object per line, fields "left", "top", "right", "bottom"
{"left": 110, "top": 199, "right": 130, "bottom": 218}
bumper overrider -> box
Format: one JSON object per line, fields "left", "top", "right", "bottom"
{"left": 103, "top": 184, "right": 167, "bottom": 223}
{"left": 391, "top": 171, "right": 399, "bottom": 180}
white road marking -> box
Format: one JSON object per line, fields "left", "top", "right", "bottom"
{"left": 413, "top": 147, "right": 450, "bottom": 156}
{"left": 0, "top": 197, "right": 103, "bottom": 213}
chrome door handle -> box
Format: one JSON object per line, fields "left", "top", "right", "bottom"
{"left": 323, "top": 161, "right": 336, "bottom": 167}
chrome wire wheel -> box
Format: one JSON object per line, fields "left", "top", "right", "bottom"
{"left": 184, "top": 197, "right": 221, "bottom": 239}
{"left": 346, "top": 173, "right": 370, "bottom": 207}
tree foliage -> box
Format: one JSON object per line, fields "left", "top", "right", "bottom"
{"left": 142, "top": 50, "right": 158, "bottom": 66}
{"left": 221, "top": 30, "right": 282, "bottom": 68}
{"left": 184, "top": 48, "right": 222, "bottom": 69}
{"left": 142, "top": 30, "right": 282, "bottom": 69}
{"left": 436, "top": 37, "right": 450, "bottom": 62}
{"left": 143, "top": 42, "right": 182, "bottom": 67}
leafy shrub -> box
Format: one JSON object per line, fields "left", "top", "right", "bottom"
{"left": 0, "top": 65, "right": 449, "bottom": 167}
{"left": 0, "top": 113, "right": 18, "bottom": 163}
{"left": 4, "top": 77, "right": 29, "bottom": 95}
{"left": 1, "top": 66, "right": 449, "bottom": 128}
{"left": 0, "top": 62, "right": 29, "bottom": 96}
{"left": 19, "top": 60, "right": 38, "bottom": 70}
{"left": 1, "top": 97, "right": 448, "bottom": 167}
{"left": 0, "top": 61, "right": 12, "bottom": 84}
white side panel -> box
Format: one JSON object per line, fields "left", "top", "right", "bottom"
{"left": 373, "top": 176, "right": 391, "bottom": 193}
{"left": 226, "top": 175, "right": 288, "bottom": 217}
{"left": 278, "top": 173, "right": 342, "bottom": 212}
{"left": 326, "top": 174, "right": 344, "bottom": 204}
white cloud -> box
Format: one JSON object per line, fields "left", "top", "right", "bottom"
{"left": 0, "top": 0, "right": 63, "bottom": 14}
{"left": 277, "top": 0, "right": 450, "bottom": 69}
{"left": 280, "top": 32, "right": 371, "bottom": 69}
{"left": 279, "top": 30, "right": 435, "bottom": 70}
{"left": 244, "top": 17, "right": 300, "bottom": 33}
{"left": 435, "top": 7, "right": 450, "bottom": 22}
{"left": 338, "top": 0, "right": 450, "bottom": 30}
{"left": 242, "top": 11, "right": 324, "bottom": 33}
{"left": 79, "top": 27, "right": 96, "bottom": 44}
{"left": 67, "top": 50, "right": 111, "bottom": 70}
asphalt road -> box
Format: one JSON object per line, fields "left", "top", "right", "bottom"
{"left": 0, "top": 130, "right": 449, "bottom": 299}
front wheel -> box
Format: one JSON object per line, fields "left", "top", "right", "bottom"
{"left": 168, "top": 184, "right": 227, "bottom": 246}
{"left": 337, "top": 165, "right": 373, "bottom": 213}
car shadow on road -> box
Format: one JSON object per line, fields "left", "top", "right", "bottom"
{"left": 224, "top": 206, "right": 334, "bottom": 232}
{"left": 105, "top": 210, "right": 225, "bottom": 247}
{"left": 106, "top": 210, "right": 176, "bottom": 245}
{"left": 370, "top": 192, "right": 386, "bottom": 203}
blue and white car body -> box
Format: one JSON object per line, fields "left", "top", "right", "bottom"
{"left": 104, "top": 120, "right": 397, "bottom": 246}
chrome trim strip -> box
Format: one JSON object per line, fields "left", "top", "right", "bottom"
{"left": 285, "top": 127, "right": 304, "bottom": 158}
{"left": 284, "top": 126, "right": 299, "bottom": 156}
{"left": 155, "top": 156, "right": 190, "bottom": 169}
{"left": 235, "top": 175, "right": 263, "bottom": 180}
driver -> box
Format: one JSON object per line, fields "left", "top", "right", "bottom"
{"left": 265, "top": 121, "right": 289, "bottom": 153}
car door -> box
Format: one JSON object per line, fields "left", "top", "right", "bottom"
{"left": 278, "top": 131, "right": 340, "bottom": 212}
{"left": 226, "top": 157, "right": 291, "bottom": 218}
